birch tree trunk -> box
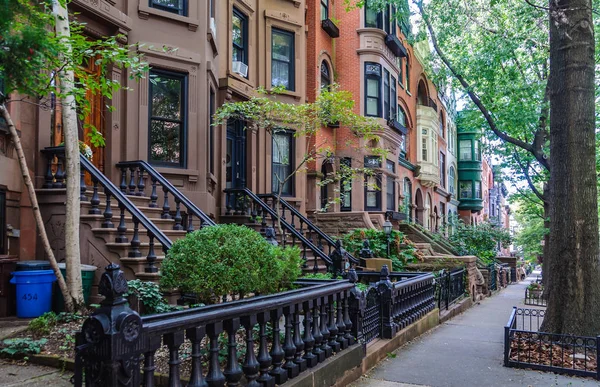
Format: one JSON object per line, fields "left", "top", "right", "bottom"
{"left": 0, "top": 104, "right": 74, "bottom": 312}
{"left": 52, "top": 0, "right": 84, "bottom": 309}
{"left": 542, "top": 0, "right": 600, "bottom": 335}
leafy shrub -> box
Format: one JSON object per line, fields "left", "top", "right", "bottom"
{"left": 302, "top": 272, "right": 334, "bottom": 280}
{"left": 341, "top": 228, "right": 421, "bottom": 271}
{"left": 1, "top": 338, "right": 47, "bottom": 357}
{"left": 160, "top": 224, "right": 303, "bottom": 304}
{"left": 443, "top": 220, "right": 512, "bottom": 263}
{"left": 127, "top": 279, "right": 173, "bottom": 315}
{"left": 28, "top": 312, "right": 57, "bottom": 335}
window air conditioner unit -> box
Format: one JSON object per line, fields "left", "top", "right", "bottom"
{"left": 232, "top": 61, "right": 248, "bottom": 78}
{"left": 210, "top": 17, "right": 217, "bottom": 36}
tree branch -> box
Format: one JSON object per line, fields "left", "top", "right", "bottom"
{"left": 418, "top": 1, "right": 551, "bottom": 171}
{"left": 513, "top": 150, "right": 547, "bottom": 203}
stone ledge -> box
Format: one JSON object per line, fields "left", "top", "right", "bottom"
{"left": 439, "top": 296, "right": 473, "bottom": 324}
{"left": 334, "top": 308, "right": 440, "bottom": 387}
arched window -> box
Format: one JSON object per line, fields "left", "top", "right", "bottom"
{"left": 320, "top": 61, "right": 331, "bottom": 90}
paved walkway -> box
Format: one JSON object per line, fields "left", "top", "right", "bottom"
{"left": 352, "top": 273, "right": 598, "bottom": 387}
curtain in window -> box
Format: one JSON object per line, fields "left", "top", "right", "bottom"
{"left": 272, "top": 29, "right": 294, "bottom": 90}
{"left": 272, "top": 131, "right": 293, "bottom": 195}
{"left": 460, "top": 140, "right": 472, "bottom": 160}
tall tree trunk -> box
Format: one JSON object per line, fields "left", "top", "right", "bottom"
{"left": 542, "top": 0, "right": 600, "bottom": 335}
{"left": 0, "top": 104, "right": 74, "bottom": 312}
{"left": 52, "top": 1, "right": 84, "bottom": 309}
{"left": 542, "top": 183, "right": 550, "bottom": 288}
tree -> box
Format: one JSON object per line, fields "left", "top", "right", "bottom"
{"left": 542, "top": 0, "right": 599, "bottom": 335}
{"left": 214, "top": 85, "right": 386, "bottom": 233}
{"left": 511, "top": 190, "right": 548, "bottom": 262}
{"left": 443, "top": 219, "right": 512, "bottom": 263}
{"left": 1, "top": 0, "right": 148, "bottom": 310}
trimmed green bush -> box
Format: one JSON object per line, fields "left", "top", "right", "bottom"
{"left": 341, "top": 228, "right": 422, "bottom": 271}
{"left": 160, "top": 224, "right": 302, "bottom": 304}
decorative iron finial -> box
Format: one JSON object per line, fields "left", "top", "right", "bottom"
{"left": 359, "top": 239, "right": 374, "bottom": 259}
{"left": 98, "top": 263, "right": 128, "bottom": 307}
{"left": 265, "top": 227, "right": 278, "bottom": 246}
{"left": 348, "top": 268, "right": 358, "bottom": 284}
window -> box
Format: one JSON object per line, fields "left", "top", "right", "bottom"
{"left": 383, "top": 68, "right": 390, "bottom": 120}
{"left": 475, "top": 181, "right": 482, "bottom": 198}
{"left": 365, "top": 174, "right": 381, "bottom": 210}
{"left": 321, "top": 0, "right": 329, "bottom": 20}
{"left": 149, "top": 0, "right": 187, "bottom": 16}
{"left": 365, "top": 62, "right": 381, "bottom": 117}
{"left": 403, "top": 178, "right": 412, "bottom": 219}
{"left": 459, "top": 140, "right": 472, "bottom": 160}
{"left": 384, "top": 5, "right": 397, "bottom": 35}
{"left": 421, "top": 130, "right": 428, "bottom": 162}
{"left": 439, "top": 112, "right": 445, "bottom": 138}
{"left": 386, "top": 160, "right": 395, "bottom": 211}
{"left": 397, "top": 106, "right": 406, "bottom": 127}
{"left": 271, "top": 28, "right": 295, "bottom": 91}
{"left": 460, "top": 181, "right": 472, "bottom": 199}
{"left": 440, "top": 152, "right": 446, "bottom": 188}
{"left": 232, "top": 9, "right": 248, "bottom": 75}
{"left": 272, "top": 130, "right": 294, "bottom": 195}
{"left": 405, "top": 57, "right": 410, "bottom": 92}
{"left": 321, "top": 61, "right": 331, "bottom": 90}
{"left": 0, "top": 189, "right": 5, "bottom": 254}
{"left": 390, "top": 76, "right": 397, "bottom": 120}
{"left": 149, "top": 69, "right": 187, "bottom": 167}
{"left": 396, "top": 57, "right": 403, "bottom": 87}
{"left": 474, "top": 140, "right": 481, "bottom": 161}
{"left": 365, "top": 1, "right": 383, "bottom": 28}
{"left": 449, "top": 167, "right": 456, "bottom": 195}
{"left": 209, "top": 88, "right": 215, "bottom": 174}
{"left": 341, "top": 158, "right": 352, "bottom": 211}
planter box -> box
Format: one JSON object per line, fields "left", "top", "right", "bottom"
{"left": 385, "top": 34, "right": 407, "bottom": 57}
{"left": 321, "top": 19, "right": 340, "bottom": 38}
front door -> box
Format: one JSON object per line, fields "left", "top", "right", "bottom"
{"left": 226, "top": 119, "right": 246, "bottom": 189}
{"left": 80, "top": 56, "right": 105, "bottom": 184}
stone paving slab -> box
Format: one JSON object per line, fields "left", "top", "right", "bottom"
{"left": 0, "top": 360, "right": 72, "bottom": 386}
{"left": 352, "top": 272, "right": 598, "bottom": 387}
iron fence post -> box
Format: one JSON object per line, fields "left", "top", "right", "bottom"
{"left": 377, "top": 266, "right": 396, "bottom": 339}
{"left": 445, "top": 271, "right": 450, "bottom": 311}
{"left": 77, "top": 264, "right": 144, "bottom": 386}
{"left": 347, "top": 269, "right": 365, "bottom": 344}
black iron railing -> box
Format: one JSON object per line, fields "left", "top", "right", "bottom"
{"left": 487, "top": 263, "right": 497, "bottom": 291}
{"left": 436, "top": 268, "right": 466, "bottom": 311}
{"left": 74, "top": 264, "right": 359, "bottom": 387}
{"left": 524, "top": 288, "right": 547, "bottom": 307}
{"left": 224, "top": 188, "right": 356, "bottom": 273}
{"left": 116, "top": 160, "right": 216, "bottom": 231}
{"left": 504, "top": 307, "right": 599, "bottom": 380}
{"left": 257, "top": 193, "right": 360, "bottom": 266}
{"left": 42, "top": 147, "right": 172, "bottom": 273}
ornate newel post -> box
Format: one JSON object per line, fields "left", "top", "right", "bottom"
{"left": 330, "top": 240, "right": 349, "bottom": 278}
{"left": 376, "top": 265, "right": 396, "bottom": 339}
{"left": 347, "top": 269, "right": 365, "bottom": 345}
{"left": 76, "top": 264, "right": 144, "bottom": 387}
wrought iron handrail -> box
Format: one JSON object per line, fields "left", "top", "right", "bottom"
{"left": 436, "top": 267, "right": 466, "bottom": 310}
{"left": 257, "top": 193, "right": 360, "bottom": 265}
{"left": 224, "top": 188, "right": 337, "bottom": 270}
{"left": 116, "top": 160, "right": 216, "bottom": 229}
{"left": 41, "top": 147, "right": 172, "bottom": 273}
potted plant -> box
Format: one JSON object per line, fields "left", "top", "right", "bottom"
{"left": 527, "top": 282, "right": 543, "bottom": 298}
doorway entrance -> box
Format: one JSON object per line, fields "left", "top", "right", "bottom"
{"left": 226, "top": 119, "right": 247, "bottom": 189}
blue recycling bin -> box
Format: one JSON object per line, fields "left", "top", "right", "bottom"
{"left": 10, "top": 270, "right": 56, "bottom": 318}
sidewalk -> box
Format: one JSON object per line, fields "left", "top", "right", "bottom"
{"left": 352, "top": 273, "right": 597, "bottom": 387}
{"left": 0, "top": 360, "right": 72, "bottom": 386}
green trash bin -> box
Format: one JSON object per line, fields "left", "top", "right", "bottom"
{"left": 54, "top": 263, "right": 97, "bottom": 312}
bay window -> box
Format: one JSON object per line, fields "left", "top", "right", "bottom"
{"left": 460, "top": 181, "right": 472, "bottom": 199}
{"left": 421, "top": 130, "right": 428, "bottom": 162}
{"left": 365, "top": 62, "right": 381, "bottom": 117}
{"left": 449, "top": 167, "right": 456, "bottom": 195}
{"left": 386, "top": 160, "right": 395, "bottom": 211}
{"left": 460, "top": 140, "right": 472, "bottom": 161}
{"left": 383, "top": 68, "right": 390, "bottom": 120}
{"left": 365, "top": 174, "right": 381, "bottom": 211}
{"left": 474, "top": 140, "right": 481, "bottom": 161}
{"left": 340, "top": 158, "right": 352, "bottom": 211}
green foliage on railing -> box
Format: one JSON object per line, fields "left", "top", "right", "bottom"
{"left": 341, "top": 228, "right": 421, "bottom": 271}
{"left": 161, "top": 224, "right": 303, "bottom": 304}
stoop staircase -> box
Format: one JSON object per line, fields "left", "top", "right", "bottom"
{"left": 40, "top": 147, "right": 354, "bottom": 283}
{"left": 397, "top": 222, "right": 459, "bottom": 256}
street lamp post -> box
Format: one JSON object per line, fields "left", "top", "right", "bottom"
{"left": 383, "top": 219, "right": 393, "bottom": 258}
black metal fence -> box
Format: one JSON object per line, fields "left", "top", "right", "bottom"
{"left": 73, "top": 265, "right": 436, "bottom": 386}
{"left": 504, "top": 307, "right": 599, "bottom": 380}
{"left": 524, "top": 288, "right": 547, "bottom": 307}
{"left": 436, "top": 268, "right": 466, "bottom": 311}
{"left": 487, "top": 264, "right": 497, "bottom": 292}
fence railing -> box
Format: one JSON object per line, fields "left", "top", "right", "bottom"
{"left": 436, "top": 268, "right": 466, "bottom": 311}
{"left": 504, "top": 307, "right": 599, "bottom": 380}
{"left": 224, "top": 188, "right": 356, "bottom": 273}
{"left": 74, "top": 265, "right": 436, "bottom": 385}
{"left": 42, "top": 147, "right": 172, "bottom": 273}
{"left": 487, "top": 263, "right": 497, "bottom": 291}
{"left": 116, "top": 160, "right": 216, "bottom": 230}
{"left": 524, "top": 288, "right": 547, "bottom": 307}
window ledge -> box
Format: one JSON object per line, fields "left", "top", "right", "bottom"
{"left": 138, "top": 3, "right": 199, "bottom": 31}
{"left": 154, "top": 167, "right": 200, "bottom": 177}
{"left": 267, "top": 88, "right": 301, "bottom": 101}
